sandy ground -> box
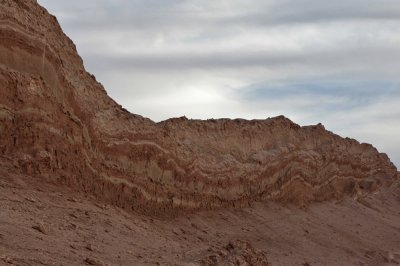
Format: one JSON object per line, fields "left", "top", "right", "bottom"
{"left": 1, "top": 165, "right": 400, "bottom": 266}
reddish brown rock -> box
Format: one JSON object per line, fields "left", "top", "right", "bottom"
{"left": 32, "top": 223, "right": 46, "bottom": 235}
{"left": 0, "top": 0, "right": 398, "bottom": 218}
{"left": 0, "top": 1, "right": 399, "bottom": 265}
{"left": 200, "top": 240, "right": 270, "bottom": 266}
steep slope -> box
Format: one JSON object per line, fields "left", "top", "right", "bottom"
{"left": 1, "top": 166, "right": 400, "bottom": 265}
{"left": 0, "top": 0, "right": 398, "bottom": 218}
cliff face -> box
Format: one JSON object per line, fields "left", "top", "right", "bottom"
{"left": 0, "top": 0, "right": 398, "bottom": 215}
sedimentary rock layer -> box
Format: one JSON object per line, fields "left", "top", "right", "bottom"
{"left": 0, "top": 0, "right": 398, "bottom": 215}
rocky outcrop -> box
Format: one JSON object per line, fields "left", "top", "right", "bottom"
{"left": 200, "top": 240, "right": 270, "bottom": 266}
{"left": 0, "top": 0, "right": 398, "bottom": 215}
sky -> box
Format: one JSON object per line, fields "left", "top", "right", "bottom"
{"left": 37, "top": 0, "right": 400, "bottom": 168}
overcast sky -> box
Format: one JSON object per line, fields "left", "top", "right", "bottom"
{"left": 37, "top": 0, "right": 400, "bottom": 168}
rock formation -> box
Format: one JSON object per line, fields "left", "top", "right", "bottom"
{"left": 0, "top": 0, "right": 398, "bottom": 217}
{"left": 1, "top": 1, "right": 400, "bottom": 265}
{"left": 200, "top": 240, "right": 270, "bottom": 265}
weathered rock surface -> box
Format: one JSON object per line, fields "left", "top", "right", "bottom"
{"left": 0, "top": 0, "right": 398, "bottom": 217}
{"left": 1, "top": 1, "right": 400, "bottom": 265}
{"left": 1, "top": 168, "right": 399, "bottom": 265}
{"left": 200, "top": 240, "right": 270, "bottom": 266}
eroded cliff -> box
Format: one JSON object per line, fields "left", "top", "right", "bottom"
{"left": 0, "top": 0, "right": 398, "bottom": 216}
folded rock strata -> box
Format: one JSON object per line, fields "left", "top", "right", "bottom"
{"left": 0, "top": 0, "right": 398, "bottom": 215}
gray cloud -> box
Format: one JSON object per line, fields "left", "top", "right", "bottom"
{"left": 227, "top": 0, "right": 400, "bottom": 26}
{"left": 42, "top": 0, "right": 400, "bottom": 29}
{"left": 84, "top": 47, "right": 400, "bottom": 73}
